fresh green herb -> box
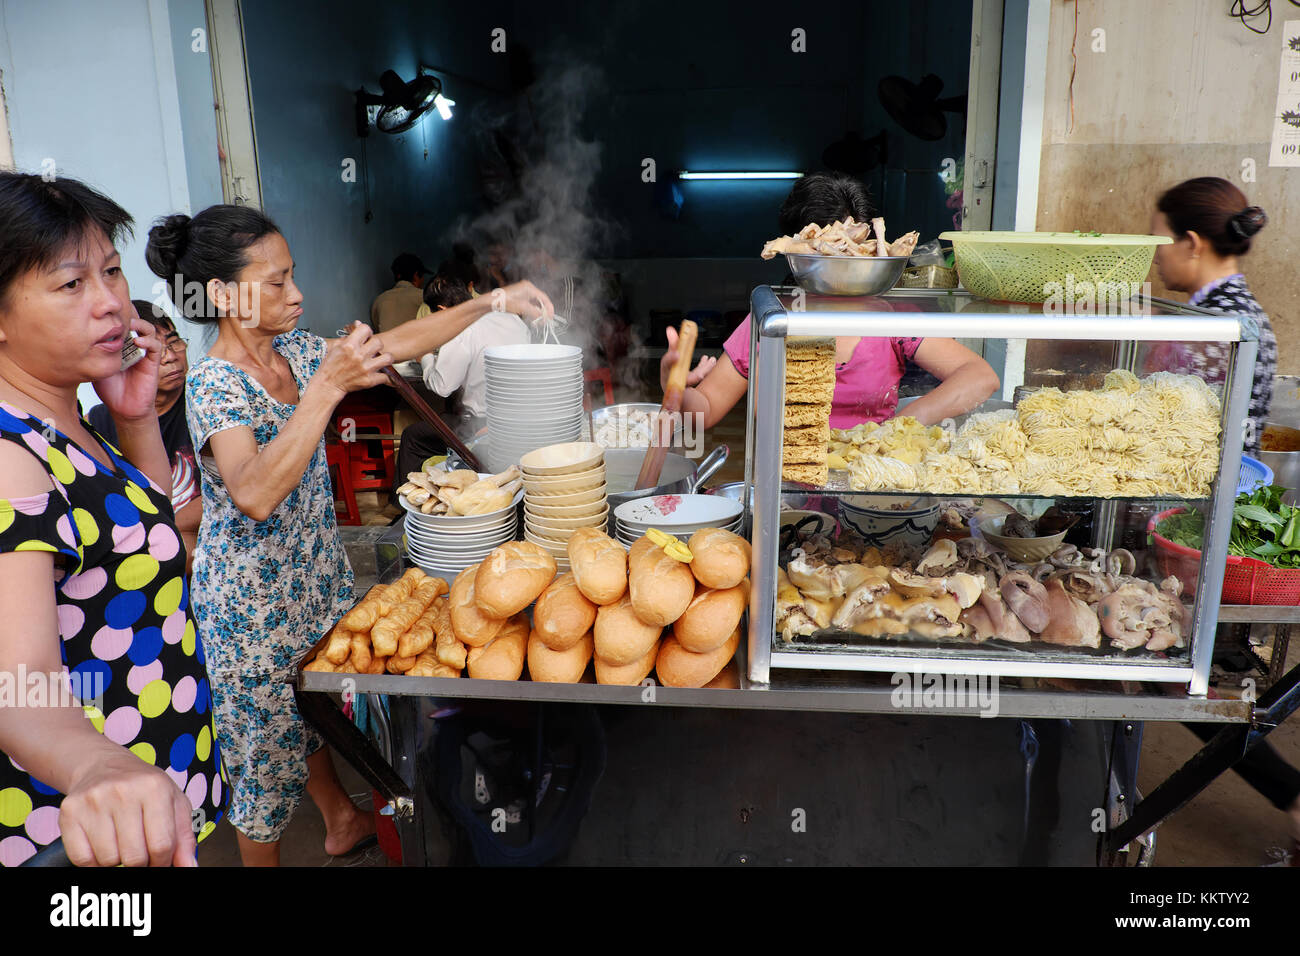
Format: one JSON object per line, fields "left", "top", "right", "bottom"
{"left": 1071, "top": 229, "right": 1104, "bottom": 237}
{"left": 1154, "top": 485, "right": 1300, "bottom": 569}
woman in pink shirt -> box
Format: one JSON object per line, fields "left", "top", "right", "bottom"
{"left": 663, "top": 174, "right": 999, "bottom": 428}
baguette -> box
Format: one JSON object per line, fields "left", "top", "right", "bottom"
{"left": 627, "top": 535, "right": 695, "bottom": 627}
{"left": 467, "top": 613, "right": 529, "bottom": 681}
{"left": 594, "top": 639, "right": 659, "bottom": 685}
{"left": 593, "top": 593, "right": 663, "bottom": 666}
{"left": 475, "top": 541, "right": 557, "bottom": 617}
{"left": 527, "top": 628, "right": 593, "bottom": 683}
{"left": 687, "top": 527, "right": 751, "bottom": 589}
{"left": 533, "top": 573, "right": 598, "bottom": 650}
{"left": 672, "top": 579, "right": 748, "bottom": 653}
{"left": 656, "top": 627, "right": 741, "bottom": 688}
{"left": 567, "top": 526, "right": 629, "bottom": 605}
{"left": 449, "top": 564, "right": 507, "bottom": 647}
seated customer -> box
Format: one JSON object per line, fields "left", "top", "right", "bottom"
{"left": 418, "top": 275, "right": 530, "bottom": 427}
{"left": 370, "top": 253, "right": 427, "bottom": 333}
{"left": 390, "top": 276, "right": 530, "bottom": 492}
{"left": 88, "top": 299, "right": 200, "bottom": 574}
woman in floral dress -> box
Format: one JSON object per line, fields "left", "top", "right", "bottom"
{"left": 146, "top": 205, "right": 551, "bottom": 865}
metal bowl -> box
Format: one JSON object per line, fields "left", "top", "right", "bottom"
{"left": 784, "top": 253, "right": 910, "bottom": 296}
{"left": 589, "top": 402, "right": 683, "bottom": 450}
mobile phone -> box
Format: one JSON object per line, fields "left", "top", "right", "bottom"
{"left": 120, "top": 330, "right": 146, "bottom": 371}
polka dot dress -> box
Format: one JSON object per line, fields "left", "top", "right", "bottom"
{"left": 0, "top": 402, "right": 226, "bottom": 866}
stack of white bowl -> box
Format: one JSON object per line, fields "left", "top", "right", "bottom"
{"left": 520, "top": 442, "right": 609, "bottom": 570}
{"left": 612, "top": 493, "right": 743, "bottom": 546}
{"left": 484, "top": 344, "right": 584, "bottom": 473}
{"left": 400, "top": 481, "right": 523, "bottom": 578}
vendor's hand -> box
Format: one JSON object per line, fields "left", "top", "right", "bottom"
{"left": 316, "top": 324, "right": 391, "bottom": 399}
{"left": 91, "top": 307, "right": 164, "bottom": 422}
{"left": 500, "top": 280, "right": 554, "bottom": 321}
{"left": 660, "top": 326, "right": 718, "bottom": 390}
{"left": 59, "top": 752, "right": 197, "bottom": 867}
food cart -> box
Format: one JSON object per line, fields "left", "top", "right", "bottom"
{"left": 294, "top": 287, "right": 1300, "bottom": 866}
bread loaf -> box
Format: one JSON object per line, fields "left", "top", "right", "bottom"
{"left": 655, "top": 626, "right": 741, "bottom": 688}
{"left": 627, "top": 535, "right": 695, "bottom": 626}
{"left": 467, "top": 613, "right": 529, "bottom": 680}
{"left": 527, "top": 628, "right": 593, "bottom": 683}
{"left": 672, "top": 578, "right": 748, "bottom": 653}
{"left": 594, "top": 639, "right": 659, "bottom": 685}
{"left": 688, "top": 527, "right": 751, "bottom": 589}
{"left": 594, "top": 593, "right": 663, "bottom": 666}
{"left": 450, "top": 564, "right": 506, "bottom": 647}
{"left": 567, "top": 526, "right": 629, "bottom": 605}
{"left": 475, "top": 541, "right": 557, "bottom": 617}
{"left": 533, "top": 573, "right": 598, "bottom": 650}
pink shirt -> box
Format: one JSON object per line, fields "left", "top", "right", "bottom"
{"left": 723, "top": 314, "right": 923, "bottom": 428}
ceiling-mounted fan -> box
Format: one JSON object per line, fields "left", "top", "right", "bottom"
{"left": 354, "top": 69, "right": 441, "bottom": 136}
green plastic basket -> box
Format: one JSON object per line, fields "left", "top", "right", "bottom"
{"left": 937, "top": 231, "right": 1172, "bottom": 304}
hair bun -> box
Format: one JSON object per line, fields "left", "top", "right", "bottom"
{"left": 144, "top": 213, "right": 192, "bottom": 278}
{"left": 1230, "top": 205, "right": 1267, "bottom": 239}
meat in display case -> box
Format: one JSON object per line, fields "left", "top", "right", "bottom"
{"left": 743, "top": 286, "right": 1260, "bottom": 694}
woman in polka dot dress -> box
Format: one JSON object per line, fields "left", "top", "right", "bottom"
{"left": 146, "top": 205, "right": 554, "bottom": 865}
{"left": 0, "top": 173, "right": 225, "bottom": 867}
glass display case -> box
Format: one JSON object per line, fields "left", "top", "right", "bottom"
{"left": 744, "top": 286, "right": 1260, "bottom": 694}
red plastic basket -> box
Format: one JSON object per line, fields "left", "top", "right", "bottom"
{"left": 1148, "top": 508, "right": 1300, "bottom": 606}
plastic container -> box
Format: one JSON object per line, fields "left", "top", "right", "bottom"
{"left": 1238, "top": 454, "right": 1273, "bottom": 494}
{"left": 1148, "top": 507, "right": 1300, "bottom": 605}
{"left": 937, "top": 231, "right": 1171, "bottom": 304}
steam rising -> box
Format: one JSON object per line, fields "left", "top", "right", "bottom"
{"left": 449, "top": 62, "right": 621, "bottom": 368}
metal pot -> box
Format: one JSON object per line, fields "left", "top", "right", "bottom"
{"left": 1259, "top": 422, "right": 1300, "bottom": 505}
{"left": 603, "top": 445, "right": 729, "bottom": 533}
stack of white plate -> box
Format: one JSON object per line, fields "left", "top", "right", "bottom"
{"left": 400, "top": 481, "right": 523, "bottom": 578}
{"left": 484, "top": 344, "right": 584, "bottom": 473}
{"left": 520, "top": 442, "right": 609, "bottom": 570}
{"left": 612, "top": 493, "right": 743, "bottom": 546}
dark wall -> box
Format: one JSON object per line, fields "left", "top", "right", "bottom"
{"left": 240, "top": 0, "right": 973, "bottom": 333}
{"left": 241, "top": 0, "right": 514, "bottom": 334}
{"left": 514, "top": 0, "right": 973, "bottom": 258}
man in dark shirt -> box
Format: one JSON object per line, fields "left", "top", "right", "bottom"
{"left": 88, "top": 300, "right": 200, "bottom": 572}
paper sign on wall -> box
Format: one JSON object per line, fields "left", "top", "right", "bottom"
{"left": 1269, "top": 20, "right": 1300, "bottom": 167}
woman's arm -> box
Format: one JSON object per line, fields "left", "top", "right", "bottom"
{"left": 902, "top": 338, "right": 1001, "bottom": 425}
{"left": 674, "top": 353, "right": 749, "bottom": 430}
{"left": 0, "top": 447, "right": 195, "bottom": 867}
{"left": 378, "top": 281, "right": 554, "bottom": 363}
{"left": 205, "top": 326, "right": 389, "bottom": 522}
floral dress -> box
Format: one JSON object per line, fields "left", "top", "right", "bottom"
{"left": 0, "top": 403, "right": 226, "bottom": 866}
{"left": 186, "top": 328, "right": 354, "bottom": 842}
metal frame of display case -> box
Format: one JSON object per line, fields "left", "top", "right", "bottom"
{"left": 744, "top": 286, "right": 1259, "bottom": 694}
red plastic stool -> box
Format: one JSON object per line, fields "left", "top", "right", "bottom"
{"left": 583, "top": 367, "right": 614, "bottom": 407}
{"left": 325, "top": 441, "right": 361, "bottom": 526}
{"left": 333, "top": 409, "right": 396, "bottom": 492}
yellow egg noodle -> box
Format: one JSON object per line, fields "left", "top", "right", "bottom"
{"left": 836, "top": 371, "right": 1221, "bottom": 498}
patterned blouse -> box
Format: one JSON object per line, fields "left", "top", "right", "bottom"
{"left": 185, "top": 329, "right": 354, "bottom": 677}
{"left": 1142, "top": 275, "right": 1276, "bottom": 455}
{"left": 0, "top": 403, "right": 226, "bottom": 866}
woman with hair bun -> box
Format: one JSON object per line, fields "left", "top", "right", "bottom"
{"left": 1146, "top": 176, "right": 1276, "bottom": 453}
{"left": 146, "top": 204, "right": 552, "bottom": 866}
